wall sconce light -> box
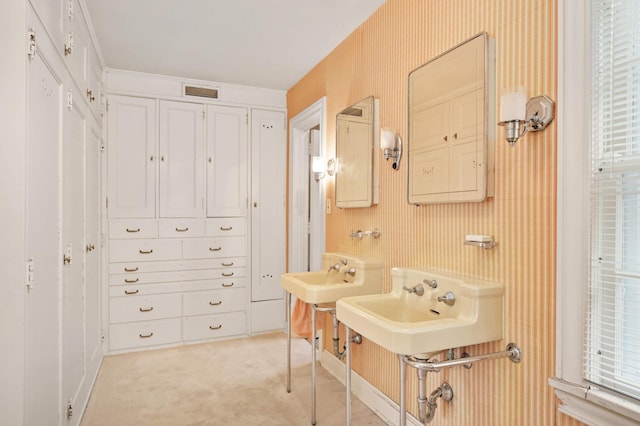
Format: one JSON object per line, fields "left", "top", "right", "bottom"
{"left": 380, "top": 128, "right": 402, "bottom": 170}
{"left": 312, "top": 156, "right": 337, "bottom": 182}
{"left": 498, "top": 87, "right": 555, "bottom": 147}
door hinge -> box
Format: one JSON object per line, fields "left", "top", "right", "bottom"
{"left": 27, "top": 30, "right": 36, "bottom": 60}
{"left": 106, "top": 99, "right": 109, "bottom": 112}
{"left": 66, "top": 400, "right": 73, "bottom": 419}
{"left": 26, "top": 257, "right": 35, "bottom": 291}
{"left": 63, "top": 245, "right": 72, "bottom": 265}
{"left": 105, "top": 197, "right": 109, "bottom": 209}
{"left": 100, "top": 233, "right": 105, "bottom": 248}
{"left": 67, "top": 90, "right": 73, "bottom": 110}
{"left": 64, "top": 32, "right": 74, "bottom": 56}
{"left": 68, "top": 0, "right": 74, "bottom": 19}
{"left": 307, "top": 222, "right": 312, "bottom": 235}
{"left": 202, "top": 109, "right": 206, "bottom": 120}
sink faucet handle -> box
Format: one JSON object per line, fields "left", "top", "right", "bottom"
{"left": 423, "top": 279, "right": 438, "bottom": 288}
{"left": 437, "top": 291, "right": 456, "bottom": 306}
{"left": 328, "top": 262, "right": 342, "bottom": 273}
{"left": 403, "top": 283, "right": 424, "bottom": 296}
{"left": 340, "top": 258, "right": 348, "bottom": 265}
{"left": 343, "top": 266, "right": 356, "bottom": 277}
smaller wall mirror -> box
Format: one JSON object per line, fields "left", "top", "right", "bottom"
{"left": 407, "top": 32, "right": 494, "bottom": 204}
{"left": 335, "top": 96, "right": 379, "bottom": 208}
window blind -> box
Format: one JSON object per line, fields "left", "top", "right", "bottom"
{"left": 587, "top": 0, "right": 640, "bottom": 401}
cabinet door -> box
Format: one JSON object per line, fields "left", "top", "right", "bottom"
{"left": 251, "top": 109, "right": 286, "bottom": 301}
{"left": 159, "top": 100, "right": 205, "bottom": 218}
{"left": 107, "top": 95, "right": 156, "bottom": 218}
{"left": 206, "top": 105, "right": 248, "bottom": 217}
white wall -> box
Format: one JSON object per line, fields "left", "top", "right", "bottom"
{"left": 0, "top": 0, "right": 27, "bottom": 424}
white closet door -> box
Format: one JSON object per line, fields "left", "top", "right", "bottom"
{"left": 62, "top": 96, "right": 87, "bottom": 417}
{"left": 25, "top": 47, "right": 62, "bottom": 426}
{"left": 107, "top": 95, "right": 156, "bottom": 218}
{"left": 85, "top": 126, "right": 102, "bottom": 367}
{"left": 159, "top": 100, "right": 205, "bottom": 218}
{"left": 206, "top": 105, "right": 248, "bottom": 217}
{"left": 251, "top": 109, "right": 286, "bottom": 301}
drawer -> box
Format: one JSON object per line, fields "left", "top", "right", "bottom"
{"left": 109, "top": 318, "right": 181, "bottom": 351}
{"left": 182, "top": 278, "right": 246, "bottom": 292}
{"left": 108, "top": 282, "right": 181, "bottom": 297}
{"left": 109, "top": 239, "right": 181, "bottom": 263}
{"left": 206, "top": 218, "right": 247, "bottom": 236}
{"left": 109, "top": 293, "right": 182, "bottom": 324}
{"left": 183, "top": 237, "right": 245, "bottom": 259}
{"left": 182, "top": 312, "right": 246, "bottom": 342}
{"left": 108, "top": 258, "right": 246, "bottom": 275}
{"left": 109, "top": 270, "right": 183, "bottom": 286}
{"left": 109, "top": 219, "right": 158, "bottom": 239}
{"left": 159, "top": 219, "right": 205, "bottom": 238}
{"left": 183, "top": 288, "right": 246, "bottom": 316}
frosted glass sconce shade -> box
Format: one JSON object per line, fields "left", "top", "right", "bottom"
{"left": 498, "top": 87, "right": 555, "bottom": 147}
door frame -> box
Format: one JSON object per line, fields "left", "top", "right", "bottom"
{"left": 288, "top": 97, "right": 326, "bottom": 273}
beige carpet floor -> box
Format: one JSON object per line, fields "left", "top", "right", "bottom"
{"left": 81, "top": 331, "right": 387, "bottom": 426}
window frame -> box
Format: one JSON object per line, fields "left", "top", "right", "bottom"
{"left": 551, "top": 0, "right": 640, "bottom": 423}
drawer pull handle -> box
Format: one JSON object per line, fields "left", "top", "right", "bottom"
{"left": 220, "top": 226, "right": 233, "bottom": 231}
{"left": 126, "top": 228, "right": 140, "bottom": 233}
{"left": 209, "top": 325, "right": 222, "bottom": 330}
{"left": 125, "top": 289, "right": 139, "bottom": 295}
{"left": 124, "top": 267, "right": 139, "bottom": 272}
{"left": 139, "top": 332, "right": 154, "bottom": 338}
{"left": 222, "top": 272, "right": 234, "bottom": 277}
{"left": 139, "top": 307, "right": 154, "bottom": 312}
{"left": 124, "top": 278, "right": 139, "bottom": 283}
{"left": 139, "top": 249, "right": 154, "bottom": 254}
{"left": 222, "top": 282, "right": 234, "bottom": 288}
{"left": 209, "top": 301, "right": 222, "bottom": 306}
{"left": 209, "top": 247, "right": 222, "bottom": 252}
{"left": 221, "top": 262, "right": 234, "bottom": 267}
{"left": 175, "top": 227, "right": 189, "bottom": 232}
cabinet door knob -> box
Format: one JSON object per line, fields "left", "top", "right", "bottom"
{"left": 125, "top": 289, "right": 139, "bottom": 295}
{"left": 209, "top": 247, "right": 222, "bottom": 252}
{"left": 175, "top": 227, "right": 189, "bottom": 232}
{"left": 139, "top": 332, "right": 153, "bottom": 338}
{"left": 209, "top": 301, "right": 222, "bottom": 306}
{"left": 139, "top": 249, "right": 153, "bottom": 254}
{"left": 209, "top": 325, "right": 222, "bottom": 330}
{"left": 124, "top": 278, "right": 139, "bottom": 283}
{"left": 139, "top": 307, "right": 154, "bottom": 312}
{"left": 222, "top": 272, "right": 234, "bottom": 277}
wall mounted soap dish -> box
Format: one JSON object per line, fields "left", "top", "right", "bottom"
{"left": 464, "top": 234, "right": 496, "bottom": 250}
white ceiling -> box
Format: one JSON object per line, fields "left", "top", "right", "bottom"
{"left": 84, "top": 0, "right": 386, "bottom": 91}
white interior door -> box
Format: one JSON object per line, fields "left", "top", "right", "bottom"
{"left": 251, "top": 109, "right": 286, "bottom": 301}
{"left": 25, "top": 48, "right": 62, "bottom": 426}
{"left": 288, "top": 98, "right": 326, "bottom": 274}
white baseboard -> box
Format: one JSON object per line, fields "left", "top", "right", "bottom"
{"left": 320, "top": 349, "right": 422, "bottom": 426}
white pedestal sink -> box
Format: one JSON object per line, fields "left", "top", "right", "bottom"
{"left": 280, "top": 252, "right": 383, "bottom": 425}
{"left": 336, "top": 267, "right": 504, "bottom": 357}
{"left": 336, "top": 267, "right": 504, "bottom": 425}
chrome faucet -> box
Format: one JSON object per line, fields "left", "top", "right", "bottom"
{"left": 403, "top": 283, "right": 424, "bottom": 296}
{"left": 437, "top": 291, "right": 456, "bottom": 306}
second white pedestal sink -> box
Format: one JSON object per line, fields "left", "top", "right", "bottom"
{"left": 281, "top": 252, "right": 384, "bottom": 304}
{"left": 336, "top": 267, "right": 504, "bottom": 357}
{"left": 281, "top": 252, "right": 383, "bottom": 425}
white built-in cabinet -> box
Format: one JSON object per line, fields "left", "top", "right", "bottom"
{"left": 105, "top": 73, "right": 285, "bottom": 351}
{"left": 23, "top": 0, "right": 104, "bottom": 425}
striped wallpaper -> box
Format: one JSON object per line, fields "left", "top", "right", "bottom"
{"left": 287, "top": 0, "right": 583, "bottom": 424}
